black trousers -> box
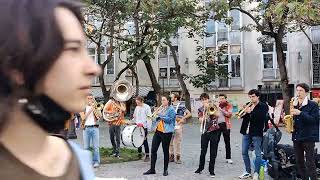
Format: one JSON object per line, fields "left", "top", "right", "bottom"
{"left": 138, "top": 128, "right": 150, "bottom": 154}
{"left": 109, "top": 125, "right": 121, "bottom": 155}
{"left": 294, "top": 141, "right": 317, "bottom": 180}
{"left": 198, "top": 130, "right": 221, "bottom": 174}
{"left": 150, "top": 131, "right": 173, "bottom": 171}
{"left": 218, "top": 122, "right": 231, "bottom": 159}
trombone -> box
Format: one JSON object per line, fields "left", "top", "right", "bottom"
{"left": 147, "top": 105, "right": 164, "bottom": 120}
{"left": 236, "top": 102, "right": 253, "bottom": 119}
{"left": 200, "top": 102, "right": 218, "bottom": 134}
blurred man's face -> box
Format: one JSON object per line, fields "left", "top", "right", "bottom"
{"left": 296, "top": 86, "right": 307, "bottom": 99}
{"left": 249, "top": 94, "right": 259, "bottom": 103}
{"left": 201, "top": 98, "right": 209, "bottom": 107}
{"left": 219, "top": 96, "right": 227, "bottom": 104}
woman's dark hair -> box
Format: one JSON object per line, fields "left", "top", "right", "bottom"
{"left": 248, "top": 89, "right": 261, "bottom": 97}
{"left": 161, "top": 95, "right": 172, "bottom": 105}
{"left": 200, "top": 93, "right": 210, "bottom": 100}
{"left": 0, "top": 0, "right": 83, "bottom": 127}
{"left": 135, "top": 96, "right": 144, "bottom": 102}
{"left": 296, "top": 83, "right": 310, "bottom": 93}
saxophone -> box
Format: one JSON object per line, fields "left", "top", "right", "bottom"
{"left": 284, "top": 97, "right": 295, "bottom": 133}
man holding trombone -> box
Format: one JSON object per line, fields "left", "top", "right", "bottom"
{"left": 238, "top": 89, "right": 269, "bottom": 180}
{"left": 194, "top": 93, "right": 220, "bottom": 178}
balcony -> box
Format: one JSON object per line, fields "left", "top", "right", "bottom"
{"left": 262, "top": 69, "right": 280, "bottom": 81}
{"left": 159, "top": 78, "right": 180, "bottom": 88}
{"left": 206, "top": 77, "right": 243, "bottom": 91}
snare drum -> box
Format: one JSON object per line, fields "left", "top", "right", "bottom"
{"left": 121, "top": 125, "right": 145, "bottom": 148}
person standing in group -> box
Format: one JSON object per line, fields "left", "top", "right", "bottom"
{"left": 133, "top": 96, "right": 152, "bottom": 162}
{"left": 169, "top": 93, "right": 192, "bottom": 164}
{"left": 216, "top": 94, "right": 233, "bottom": 164}
{"left": 80, "top": 94, "right": 102, "bottom": 168}
{"left": 238, "top": 89, "right": 269, "bottom": 180}
{"left": 195, "top": 93, "right": 220, "bottom": 178}
{"left": 103, "top": 97, "right": 126, "bottom": 158}
{"left": 143, "top": 95, "right": 176, "bottom": 176}
{"left": 0, "top": 0, "right": 101, "bottom": 179}
{"left": 291, "top": 83, "right": 319, "bottom": 180}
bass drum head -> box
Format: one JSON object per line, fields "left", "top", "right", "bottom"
{"left": 132, "top": 126, "right": 145, "bottom": 148}
{"left": 121, "top": 125, "right": 135, "bottom": 147}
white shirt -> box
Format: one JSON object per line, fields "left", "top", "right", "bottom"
{"left": 133, "top": 103, "right": 152, "bottom": 128}
{"left": 85, "top": 105, "right": 95, "bottom": 126}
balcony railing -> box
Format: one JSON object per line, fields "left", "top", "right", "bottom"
{"left": 159, "top": 78, "right": 180, "bottom": 88}
{"left": 206, "top": 77, "right": 243, "bottom": 90}
{"left": 262, "top": 69, "right": 280, "bottom": 80}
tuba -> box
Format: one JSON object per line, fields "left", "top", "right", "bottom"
{"left": 103, "top": 79, "right": 133, "bottom": 122}
{"left": 284, "top": 97, "right": 295, "bottom": 133}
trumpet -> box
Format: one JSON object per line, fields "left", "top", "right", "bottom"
{"left": 147, "top": 105, "right": 164, "bottom": 120}
{"left": 81, "top": 97, "right": 103, "bottom": 128}
{"left": 236, "top": 102, "right": 253, "bottom": 118}
{"left": 284, "top": 97, "right": 296, "bottom": 133}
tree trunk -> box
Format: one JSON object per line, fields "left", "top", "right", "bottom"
{"left": 130, "top": 66, "right": 139, "bottom": 96}
{"left": 143, "top": 57, "right": 161, "bottom": 105}
{"left": 275, "top": 34, "right": 291, "bottom": 114}
{"left": 96, "top": 43, "right": 110, "bottom": 100}
{"left": 166, "top": 40, "right": 192, "bottom": 111}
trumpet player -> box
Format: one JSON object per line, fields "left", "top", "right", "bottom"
{"left": 292, "top": 83, "right": 319, "bottom": 180}
{"left": 80, "top": 94, "right": 102, "bottom": 168}
{"left": 103, "top": 97, "right": 126, "bottom": 158}
{"left": 195, "top": 93, "right": 220, "bottom": 178}
{"left": 239, "top": 89, "right": 269, "bottom": 180}
{"left": 143, "top": 95, "right": 176, "bottom": 176}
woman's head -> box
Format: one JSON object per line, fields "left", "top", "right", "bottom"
{"left": 161, "top": 95, "right": 171, "bottom": 106}
{"left": 0, "top": 0, "right": 100, "bottom": 114}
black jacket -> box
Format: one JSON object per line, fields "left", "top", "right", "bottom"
{"left": 292, "top": 100, "right": 319, "bottom": 142}
{"left": 240, "top": 102, "right": 269, "bottom": 137}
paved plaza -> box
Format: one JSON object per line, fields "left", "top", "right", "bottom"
{"left": 73, "top": 119, "right": 319, "bottom": 180}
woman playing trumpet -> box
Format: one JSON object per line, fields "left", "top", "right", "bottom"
{"left": 143, "top": 95, "right": 176, "bottom": 176}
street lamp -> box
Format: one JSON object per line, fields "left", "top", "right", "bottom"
{"left": 297, "top": 52, "right": 303, "bottom": 83}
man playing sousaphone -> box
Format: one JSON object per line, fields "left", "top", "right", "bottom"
{"left": 103, "top": 97, "right": 126, "bottom": 158}
{"left": 169, "top": 93, "right": 191, "bottom": 164}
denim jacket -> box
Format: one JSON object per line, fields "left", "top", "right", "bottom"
{"left": 151, "top": 105, "right": 176, "bottom": 133}
{"left": 68, "top": 141, "right": 95, "bottom": 180}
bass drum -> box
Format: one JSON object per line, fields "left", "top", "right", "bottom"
{"left": 121, "top": 125, "right": 145, "bottom": 148}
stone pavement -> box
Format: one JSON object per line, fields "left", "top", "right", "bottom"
{"left": 73, "top": 119, "right": 320, "bottom": 180}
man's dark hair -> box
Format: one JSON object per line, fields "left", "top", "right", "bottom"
{"left": 219, "top": 94, "right": 227, "bottom": 99}
{"left": 200, "top": 93, "right": 210, "bottom": 100}
{"left": 248, "top": 89, "right": 261, "bottom": 97}
{"left": 172, "top": 93, "right": 181, "bottom": 101}
{"left": 135, "top": 96, "right": 144, "bottom": 102}
{"left": 296, "top": 83, "right": 310, "bottom": 93}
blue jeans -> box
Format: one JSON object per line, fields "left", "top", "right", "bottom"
{"left": 242, "top": 134, "right": 262, "bottom": 173}
{"left": 83, "top": 127, "right": 100, "bottom": 164}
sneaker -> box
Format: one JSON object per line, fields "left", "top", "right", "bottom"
{"left": 226, "top": 159, "right": 233, "bottom": 164}
{"left": 175, "top": 155, "right": 182, "bottom": 164}
{"left": 210, "top": 173, "right": 215, "bottom": 178}
{"left": 169, "top": 154, "right": 174, "bottom": 162}
{"left": 194, "top": 169, "right": 202, "bottom": 174}
{"left": 163, "top": 170, "right": 168, "bottom": 176}
{"left": 238, "top": 172, "right": 251, "bottom": 179}
{"left": 144, "top": 156, "right": 150, "bottom": 162}
{"left": 93, "top": 162, "right": 99, "bottom": 168}
{"left": 143, "top": 169, "right": 156, "bottom": 175}
{"left": 252, "top": 172, "right": 259, "bottom": 180}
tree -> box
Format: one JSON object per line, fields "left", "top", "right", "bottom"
{"left": 205, "top": 0, "right": 320, "bottom": 113}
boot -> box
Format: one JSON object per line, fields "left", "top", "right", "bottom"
{"left": 169, "top": 154, "right": 174, "bottom": 162}
{"left": 144, "top": 155, "right": 150, "bottom": 162}
{"left": 175, "top": 155, "right": 181, "bottom": 164}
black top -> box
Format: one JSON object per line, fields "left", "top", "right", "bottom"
{"left": 292, "top": 100, "right": 319, "bottom": 142}
{"left": 240, "top": 102, "right": 269, "bottom": 137}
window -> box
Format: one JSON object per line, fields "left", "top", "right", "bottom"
{"left": 170, "top": 68, "right": 177, "bottom": 78}
{"left": 159, "top": 46, "right": 167, "bottom": 58}
{"left": 262, "top": 43, "right": 287, "bottom": 69}
{"left": 312, "top": 44, "right": 320, "bottom": 84}
{"left": 169, "top": 46, "right": 178, "bottom": 56}
{"left": 159, "top": 68, "right": 167, "bottom": 78}
{"left": 206, "top": 19, "right": 215, "bottom": 34}
{"left": 231, "top": 55, "right": 240, "bottom": 77}
{"left": 230, "top": 10, "right": 240, "bottom": 30}
{"left": 87, "top": 46, "right": 115, "bottom": 75}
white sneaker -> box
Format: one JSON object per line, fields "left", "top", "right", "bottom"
{"left": 226, "top": 159, "right": 233, "bottom": 164}
{"left": 238, "top": 172, "right": 251, "bottom": 179}
{"left": 252, "top": 172, "right": 259, "bottom": 180}
{"left": 93, "top": 162, "right": 99, "bottom": 168}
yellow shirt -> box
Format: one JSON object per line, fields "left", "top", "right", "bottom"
{"left": 156, "top": 120, "right": 165, "bottom": 133}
